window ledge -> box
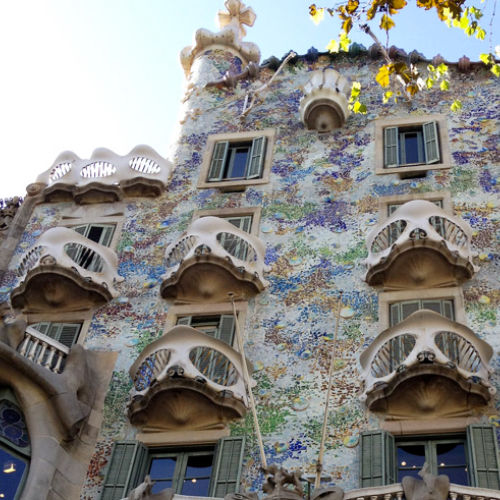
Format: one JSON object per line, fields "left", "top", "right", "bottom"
{"left": 197, "top": 177, "right": 269, "bottom": 191}
{"left": 375, "top": 161, "right": 451, "bottom": 176}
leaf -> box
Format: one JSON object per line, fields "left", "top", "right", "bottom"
{"left": 426, "top": 77, "right": 435, "bottom": 89}
{"left": 383, "top": 91, "right": 393, "bottom": 103}
{"left": 376, "top": 64, "right": 393, "bottom": 88}
{"left": 459, "top": 14, "right": 469, "bottom": 29}
{"left": 309, "top": 5, "right": 325, "bottom": 24}
{"left": 326, "top": 39, "right": 340, "bottom": 53}
{"left": 440, "top": 80, "right": 450, "bottom": 91}
{"left": 479, "top": 53, "right": 493, "bottom": 65}
{"left": 350, "top": 81, "right": 362, "bottom": 98}
{"left": 436, "top": 63, "right": 448, "bottom": 76}
{"left": 450, "top": 100, "right": 462, "bottom": 112}
{"left": 346, "top": 0, "right": 359, "bottom": 14}
{"left": 390, "top": 0, "right": 407, "bottom": 10}
{"left": 406, "top": 83, "right": 419, "bottom": 96}
{"left": 427, "top": 64, "right": 436, "bottom": 73}
{"left": 352, "top": 101, "right": 367, "bottom": 114}
{"left": 342, "top": 17, "right": 353, "bottom": 33}
{"left": 492, "top": 64, "right": 500, "bottom": 77}
{"left": 339, "top": 32, "right": 351, "bottom": 51}
{"left": 476, "top": 28, "right": 486, "bottom": 40}
{"left": 380, "top": 14, "right": 395, "bottom": 30}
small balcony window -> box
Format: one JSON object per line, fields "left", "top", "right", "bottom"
{"left": 29, "top": 322, "right": 82, "bottom": 348}
{"left": 384, "top": 122, "right": 440, "bottom": 168}
{"left": 390, "top": 299, "right": 454, "bottom": 327}
{"left": 208, "top": 138, "right": 266, "bottom": 182}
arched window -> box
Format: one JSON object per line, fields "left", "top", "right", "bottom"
{"left": 0, "top": 388, "right": 30, "bottom": 500}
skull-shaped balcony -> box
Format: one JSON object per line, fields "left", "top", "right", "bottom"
{"left": 365, "top": 200, "right": 478, "bottom": 288}
{"left": 11, "top": 227, "right": 123, "bottom": 312}
{"left": 299, "top": 68, "right": 351, "bottom": 132}
{"left": 360, "top": 310, "right": 495, "bottom": 419}
{"left": 161, "top": 216, "right": 269, "bottom": 302}
{"left": 128, "top": 325, "right": 253, "bottom": 430}
{"left": 34, "top": 146, "right": 171, "bottom": 204}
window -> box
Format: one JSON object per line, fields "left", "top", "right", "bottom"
{"left": 217, "top": 215, "right": 253, "bottom": 261}
{"left": 384, "top": 122, "right": 440, "bottom": 168}
{"left": 198, "top": 129, "right": 275, "bottom": 190}
{"left": 390, "top": 299, "right": 454, "bottom": 327}
{"left": 177, "top": 315, "right": 235, "bottom": 345}
{"left": 101, "top": 437, "right": 245, "bottom": 500}
{"left": 375, "top": 116, "right": 451, "bottom": 176}
{"left": 360, "top": 427, "right": 500, "bottom": 490}
{"left": 397, "top": 437, "right": 467, "bottom": 484}
{"left": 0, "top": 388, "right": 30, "bottom": 500}
{"left": 29, "top": 321, "right": 82, "bottom": 348}
{"left": 66, "top": 223, "right": 115, "bottom": 272}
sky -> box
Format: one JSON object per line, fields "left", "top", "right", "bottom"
{"left": 0, "top": 0, "right": 497, "bottom": 198}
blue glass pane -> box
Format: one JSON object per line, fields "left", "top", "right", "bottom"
{"left": 181, "top": 477, "right": 210, "bottom": 496}
{"left": 403, "top": 134, "right": 420, "bottom": 163}
{"left": 397, "top": 468, "right": 420, "bottom": 482}
{"left": 149, "top": 457, "right": 176, "bottom": 480}
{"left": 184, "top": 454, "right": 213, "bottom": 478}
{"left": 151, "top": 480, "right": 172, "bottom": 494}
{"left": 0, "top": 447, "right": 26, "bottom": 500}
{"left": 436, "top": 443, "right": 466, "bottom": 466}
{"left": 228, "top": 149, "right": 249, "bottom": 178}
{"left": 0, "top": 401, "right": 29, "bottom": 449}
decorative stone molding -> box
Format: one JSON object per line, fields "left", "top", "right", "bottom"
{"left": 299, "top": 68, "right": 351, "bottom": 131}
{"left": 0, "top": 196, "right": 22, "bottom": 233}
{"left": 360, "top": 310, "right": 495, "bottom": 417}
{"left": 128, "top": 325, "right": 255, "bottom": 430}
{"left": 402, "top": 463, "right": 449, "bottom": 500}
{"left": 161, "top": 216, "right": 269, "bottom": 302}
{"left": 34, "top": 145, "right": 171, "bottom": 204}
{"left": 11, "top": 226, "right": 123, "bottom": 312}
{"left": 365, "top": 200, "right": 478, "bottom": 288}
{"left": 261, "top": 465, "right": 304, "bottom": 500}
{"left": 180, "top": 0, "right": 260, "bottom": 76}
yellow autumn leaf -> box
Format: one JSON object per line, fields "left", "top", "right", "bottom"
{"left": 450, "top": 100, "right": 462, "bottom": 112}
{"left": 376, "top": 64, "right": 392, "bottom": 88}
{"left": 492, "top": 64, "right": 500, "bottom": 77}
{"left": 380, "top": 14, "right": 395, "bottom": 30}
{"left": 440, "top": 80, "right": 449, "bottom": 91}
{"left": 310, "top": 5, "right": 325, "bottom": 25}
{"left": 352, "top": 101, "right": 367, "bottom": 114}
{"left": 326, "top": 39, "right": 340, "bottom": 53}
{"left": 383, "top": 91, "right": 393, "bottom": 103}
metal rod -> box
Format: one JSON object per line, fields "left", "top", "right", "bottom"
{"left": 229, "top": 292, "right": 267, "bottom": 468}
{"left": 314, "top": 291, "right": 343, "bottom": 489}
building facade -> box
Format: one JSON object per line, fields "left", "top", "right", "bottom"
{"left": 0, "top": 2, "right": 499, "bottom": 499}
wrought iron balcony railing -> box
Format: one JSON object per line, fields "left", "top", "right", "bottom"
{"left": 365, "top": 200, "right": 478, "bottom": 287}
{"left": 33, "top": 145, "right": 171, "bottom": 203}
{"left": 161, "top": 216, "right": 269, "bottom": 302}
{"left": 128, "top": 325, "right": 254, "bottom": 430}
{"left": 11, "top": 226, "right": 123, "bottom": 311}
{"left": 360, "top": 310, "right": 495, "bottom": 416}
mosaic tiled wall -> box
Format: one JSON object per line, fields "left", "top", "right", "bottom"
{"left": 1, "top": 48, "right": 499, "bottom": 497}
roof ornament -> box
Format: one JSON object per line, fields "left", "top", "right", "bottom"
{"left": 180, "top": 0, "right": 260, "bottom": 77}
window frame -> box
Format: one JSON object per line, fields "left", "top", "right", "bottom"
{"left": 378, "top": 287, "right": 465, "bottom": 331}
{"left": 193, "top": 207, "right": 262, "bottom": 237}
{"left": 198, "top": 129, "right": 275, "bottom": 191}
{"left": 375, "top": 115, "right": 451, "bottom": 176}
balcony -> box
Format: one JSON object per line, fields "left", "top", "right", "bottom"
{"left": 365, "top": 200, "right": 478, "bottom": 288}
{"left": 299, "top": 68, "right": 351, "bottom": 132}
{"left": 360, "top": 310, "right": 495, "bottom": 418}
{"left": 161, "top": 216, "right": 269, "bottom": 302}
{"left": 0, "top": 317, "right": 96, "bottom": 440}
{"left": 342, "top": 482, "right": 500, "bottom": 499}
{"left": 128, "top": 325, "right": 253, "bottom": 430}
{"left": 34, "top": 146, "right": 171, "bottom": 203}
{"left": 11, "top": 226, "right": 123, "bottom": 312}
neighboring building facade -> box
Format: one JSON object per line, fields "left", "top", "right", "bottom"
{"left": 0, "top": 2, "right": 499, "bottom": 499}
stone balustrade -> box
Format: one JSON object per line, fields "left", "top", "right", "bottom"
{"left": 365, "top": 200, "right": 478, "bottom": 287}
{"left": 11, "top": 226, "right": 123, "bottom": 312}
{"left": 17, "top": 325, "right": 69, "bottom": 373}
{"left": 128, "top": 325, "right": 254, "bottom": 430}
{"left": 161, "top": 216, "right": 269, "bottom": 302}
{"left": 32, "top": 145, "right": 171, "bottom": 203}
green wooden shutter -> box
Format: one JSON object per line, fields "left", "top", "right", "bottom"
{"left": 210, "top": 436, "right": 245, "bottom": 497}
{"left": 208, "top": 141, "right": 229, "bottom": 181}
{"left": 467, "top": 424, "right": 500, "bottom": 490}
{"left": 31, "top": 322, "right": 50, "bottom": 335}
{"left": 217, "top": 315, "right": 235, "bottom": 346}
{"left": 176, "top": 316, "right": 192, "bottom": 326}
{"left": 360, "top": 431, "right": 395, "bottom": 487}
{"left": 423, "top": 121, "right": 440, "bottom": 164}
{"left": 99, "top": 225, "right": 115, "bottom": 247}
{"left": 247, "top": 137, "right": 266, "bottom": 179}
{"left": 384, "top": 127, "right": 399, "bottom": 168}
{"left": 101, "top": 441, "right": 147, "bottom": 500}
{"left": 57, "top": 323, "right": 82, "bottom": 348}
{"left": 389, "top": 303, "right": 400, "bottom": 327}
